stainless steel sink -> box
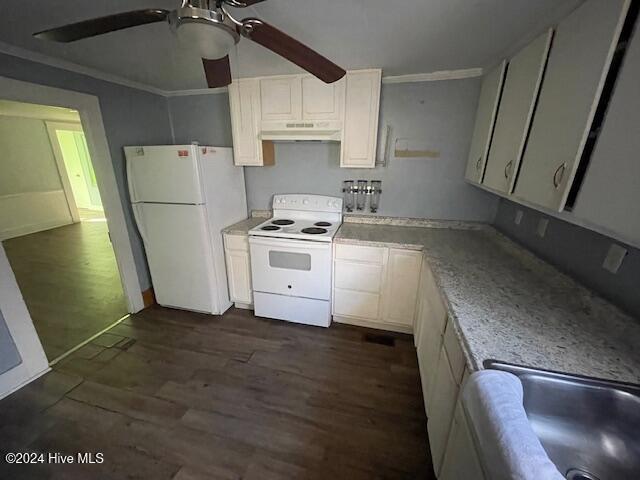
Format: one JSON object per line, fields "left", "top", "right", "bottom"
{"left": 485, "top": 360, "right": 640, "bottom": 480}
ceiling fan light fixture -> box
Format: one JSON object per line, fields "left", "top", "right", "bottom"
{"left": 169, "top": 6, "right": 240, "bottom": 60}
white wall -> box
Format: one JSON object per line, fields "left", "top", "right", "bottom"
{"left": 0, "top": 114, "right": 73, "bottom": 239}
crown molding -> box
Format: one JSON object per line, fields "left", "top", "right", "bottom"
{"left": 0, "top": 41, "right": 167, "bottom": 96}
{"left": 165, "top": 87, "right": 228, "bottom": 97}
{"left": 1, "top": 42, "right": 483, "bottom": 97}
{"left": 382, "top": 68, "right": 483, "bottom": 84}
{"left": 164, "top": 68, "right": 485, "bottom": 96}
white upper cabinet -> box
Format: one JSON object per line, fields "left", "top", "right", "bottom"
{"left": 572, "top": 17, "right": 640, "bottom": 247}
{"left": 301, "top": 75, "right": 345, "bottom": 121}
{"left": 229, "top": 79, "right": 266, "bottom": 166}
{"left": 260, "top": 76, "right": 302, "bottom": 122}
{"left": 340, "top": 69, "right": 382, "bottom": 168}
{"left": 514, "top": 0, "right": 630, "bottom": 211}
{"left": 465, "top": 61, "right": 506, "bottom": 184}
{"left": 229, "top": 70, "right": 379, "bottom": 167}
{"left": 483, "top": 30, "right": 553, "bottom": 194}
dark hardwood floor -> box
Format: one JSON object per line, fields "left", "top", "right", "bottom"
{"left": 0, "top": 306, "right": 434, "bottom": 479}
{"left": 2, "top": 218, "right": 127, "bottom": 360}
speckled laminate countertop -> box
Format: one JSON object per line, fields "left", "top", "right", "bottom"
{"left": 222, "top": 217, "right": 266, "bottom": 235}
{"left": 335, "top": 223, "right": 640, "bottom": 384}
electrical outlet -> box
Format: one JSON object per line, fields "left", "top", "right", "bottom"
{"left": 514, "top": 210, "right": 524, "bottom": 225}
{"left": 602, "top": 243, "right": 627, "bottom": 274}
{"left": 536, "top": 218, "right": 549, "bottom": 238}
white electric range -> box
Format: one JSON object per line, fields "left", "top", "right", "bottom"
{"left": 248, "top": 194, "right": 343, "bottom": 327}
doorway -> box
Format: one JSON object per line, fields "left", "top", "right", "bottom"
{"left": 47, "top": 121, "right": 104, "bottom": 221}
{"left": 0, "top": 99, "right": 127, "bottom": 361}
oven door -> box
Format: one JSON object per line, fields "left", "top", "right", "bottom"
{"left": 249, "top": 236, "right": 332, "bottom": 301}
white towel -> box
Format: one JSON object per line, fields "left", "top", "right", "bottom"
{"left": 462, "top": 370, "right": 564, "bottom": 480}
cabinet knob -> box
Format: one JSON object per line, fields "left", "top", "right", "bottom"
{"left": 504, "top": 160, "right": 514, "bottom": 179}
{"left": 553, "top": 163, "right": 566, "bottom": 188}
{"left": 476, "top": 156, "right": 482, "bottom": 170}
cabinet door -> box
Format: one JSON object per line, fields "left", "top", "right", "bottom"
{"left": 340, "top": 69, "right": 382, "bottom": 168}
{"left": 483, "top": 30, "right": 553, "bottom": 193}
{"left": 416, "top": 310, "right": 444, "bottom": 416}
{"left": 440, "top": 402, "right": 486, "bottom": 480}
{"left": 465, "top": 61, "right": 506, "bottom": 184}
{"left": 226, "top": 249, "right": 253, "bottom": 305}
{"left": 427, "top": 347, "right": 460, "bottom": 475}
{"left": 260, "top": 76, "right": 302, "bottom": 121}
{"left": 229, "top": 79, "right": 263, "bottom": 166}
{"left": 382, "top": 249, "right": 422, "bottom": 327}
{"left": 514, "top": 0, "right": 630, "bottom": 211}
{"left": 572, "top": 16, "right": 640, "bottom": 246}
{"left": 301, "top": 75, "right": 345, "bottom": 121}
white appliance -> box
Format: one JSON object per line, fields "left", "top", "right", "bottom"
{"left": 249, "top": 194, "right": 343, "bottom": 327}
{"left": 125, "top": 144, "right": 247, "bottom": 315}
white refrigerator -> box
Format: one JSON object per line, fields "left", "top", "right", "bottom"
{"left": 125, "top": 145, "right": 247, "bottom": 315}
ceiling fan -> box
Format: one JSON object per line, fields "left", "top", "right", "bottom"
{"left": 33, "top": 0, "right": 346, "bottom": 88}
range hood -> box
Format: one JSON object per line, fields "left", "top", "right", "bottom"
{"left": 260, "top": 120, "right": 342, "bottom": 142}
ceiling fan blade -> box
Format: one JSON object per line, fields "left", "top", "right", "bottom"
{"left": 224, "top": 0, "right": 267, "bottom": 6}
{"left": 241, "top": 18, "right": 346, "bottom": 83}
{"left": 34, "top": 9, "right": 170, "bottom": 43}
{"left": 203, "top": 56, "right": 233, "bottom": 88}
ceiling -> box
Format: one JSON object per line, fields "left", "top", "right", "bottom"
{"left": 0, "top": 0, "right": 583, "bottom": 92}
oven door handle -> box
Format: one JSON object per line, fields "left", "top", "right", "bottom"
{"left": 249, "top": 236, "right": 331, "bottom": 250}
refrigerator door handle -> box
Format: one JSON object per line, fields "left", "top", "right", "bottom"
{"left": 126, "top": 155, "right": 138, "bottom": 203}
{"left": 131, "top": 204, "right": 148, "bottom": 245}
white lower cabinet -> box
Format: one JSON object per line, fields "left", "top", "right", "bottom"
{"left": 414, "top": 258, "right": 485, "bottom": 478}
{"left": 223, "top": 234, "right": 253, "bottom": 307}
{"left": 333, "top": 288, "right": 381, "bottom": 320}
{"left": 332, "top": 244, "right": 422, "bottom": 332}
{"left": 428, "top": 346, "right": 461, "bottom": 475}
{"left": 415, "top": 261, "right": 448, "bottom": 416}
{"left": 439, "top": 401, "right": 486, "bottom": 480}
{"left": 382, "top": 249, "right": 423, "bottom": 327}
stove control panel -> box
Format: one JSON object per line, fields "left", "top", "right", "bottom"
{"left": 272, "top": 194, "right": 343, "bottom": 213}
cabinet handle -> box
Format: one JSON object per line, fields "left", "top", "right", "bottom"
{"left": 504, "top": 160, "right": 513, "bottom": 179}
{"left": 476, "top": 157, "right": 482, "bottom": 170}
{"left": 553, "top": 163, "right": 566, "bottom": 188}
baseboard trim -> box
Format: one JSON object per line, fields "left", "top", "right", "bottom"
{"left": 333, "top": 315, "right": 413, "bottom": 334}
{"left": 0, "top": 218, "right": 73, "bottom": 241}
{"left": 234, "top": 302, "right": 254, "bottom": 310}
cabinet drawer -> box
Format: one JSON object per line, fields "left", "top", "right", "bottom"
{"left": 335, "top": 243, "right": 386, "bottom": 264}
{"left": 333, "top": 288, "right": 380, "bottom": 319}
{"left": 444, "top": 321, "right": 466, "bottom": 385}
{"left": 334, "top": 261, "right": 383, "bottom": 293}
{"left": 224, "top": 234, "right": 249, "bottom": 251}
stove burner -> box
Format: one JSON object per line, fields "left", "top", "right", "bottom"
{"left": 301, "top": 227, "right": 328, "bottom": 235}
{"left": 261, "top": 225, "right": 280, "bottom": 231}
{"left": 272, "top": 219, "right": 295, "bottom": 226}
{"left": 314, "top": 222, "right": 332, "bottom": 227}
